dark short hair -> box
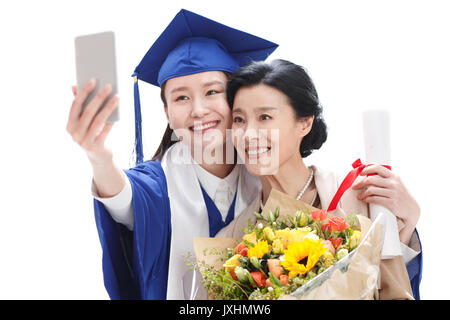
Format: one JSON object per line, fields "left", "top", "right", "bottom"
{"left": 226, "top": 59, "right": 327, "bottom": 158}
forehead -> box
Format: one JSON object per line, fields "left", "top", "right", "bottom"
{"left": 164, "top": 71, "right": 228, "bottom": 93}
{"left": 233, "top": 84, "right": 290, "bottom": 112}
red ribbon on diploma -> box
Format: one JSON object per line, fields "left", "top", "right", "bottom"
{"left": 326, "top": 159, "right": 392, "bottom": 212}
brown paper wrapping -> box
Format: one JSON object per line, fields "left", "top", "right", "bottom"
{"left": 193, "top": 189, "right": 385, "bottom": 300}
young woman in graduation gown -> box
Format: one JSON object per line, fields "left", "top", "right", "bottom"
{"left": 66, "top": 9, "right": 277, "bottom": 299}
{"left": 216, "top": 59, "right": 422, "bottom": 299}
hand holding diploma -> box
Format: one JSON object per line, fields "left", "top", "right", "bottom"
{"left": 352, "top": 110, "right": 420, "bottom": 246}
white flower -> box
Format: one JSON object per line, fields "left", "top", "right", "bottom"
{"left": 257, "top": 223, "right": 264, "bottom": 229}
{"left": 304, "top": 232, "right": 319, "bottom": 241}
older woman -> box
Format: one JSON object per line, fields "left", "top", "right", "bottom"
{"left": 216, "top": 59, "right": 422, "bottom": 299}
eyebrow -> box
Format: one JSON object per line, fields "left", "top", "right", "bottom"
{"left": 203, "top": 80, "right": 225, "bottom": 87}
{"left": 168, "top": 80, "right": 225, "bottom": 95}
{"left": 232, "top": 106, "right": 278, "bottom": 114}
{"left": 169, "top": 86, "right": 189, "bottom": 95}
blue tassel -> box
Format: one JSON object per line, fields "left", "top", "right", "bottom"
{"left": 132, "top": 73, "right": 144, "bottom": 165}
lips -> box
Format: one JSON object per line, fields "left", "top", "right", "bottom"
{"left": 189, "top": 120, "right": 220, "bottom": 133}
{"left": 245, "top": 145, "right": 271, "bottom": 159}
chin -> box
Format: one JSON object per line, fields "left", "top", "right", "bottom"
{"left": 245, "top": 163, "right": 279, "bottom": 176}
{"left": 192, "top": 137, "right": 229, "bottom": 163}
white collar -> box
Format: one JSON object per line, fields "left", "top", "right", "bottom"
{"left": 193, "top": 163, "right": 240, "bottom": 199}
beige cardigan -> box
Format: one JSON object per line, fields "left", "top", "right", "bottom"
{"left": 216, "top": 165, "right": 415, "bottom": 300}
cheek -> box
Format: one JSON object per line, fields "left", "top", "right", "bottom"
{"left": 208, "top": 96, "right": 231, "bottom": 125}
{"left": 222, "top": 109, "right": 232, "bottom": 128}
{"left": 167, "top": 105, "right": 190, "bottom": 130}
{"left": 231, "top": 128, "right": 245, "bottom": 152}
{"left": 272, "top": 123, "right": 301, "bottom": 159}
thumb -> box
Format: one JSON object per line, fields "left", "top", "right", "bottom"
{"left": 72, "top": 85, "right": 77, "bottom": 97}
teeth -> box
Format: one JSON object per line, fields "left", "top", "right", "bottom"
{"left": 192, "top": 121, "right": 217, "bottom": 131}
{"left": 247, "top": 148, "right": 270, "bottom": 155}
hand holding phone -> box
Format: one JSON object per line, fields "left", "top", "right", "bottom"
{"left": 67, "top": 31, "right": 120, "bottom": 167}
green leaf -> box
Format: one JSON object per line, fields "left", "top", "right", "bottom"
{"left": 269, "top": 272, "right": 283, "bottom": 287}
{"left": 274, "top": 207, "right": 280, "bottom": 220}
{"left": 243, "top": 239, "right": 255, "bottom": 248}
{"left": 253, "top": 211, "right": 264, "bottom": 220}
{"left": 255, "top": 226, "right": 264, "bottom": 240}
{"left": 268, "top": 210, "right": 275, "bottom": 223}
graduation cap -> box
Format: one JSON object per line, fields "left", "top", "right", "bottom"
{"left": 131, "top": 8, "right": 278, "bottom": 164}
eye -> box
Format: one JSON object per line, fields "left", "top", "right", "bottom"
{"left": 175, "top": 95, "right": 189, "bottom": 101}
{"left": 206, "top": 89, "right": 220, "bottom": 96}
{"left": 260, "top": 114, "right": 272, "bottom": 121}
{"left": 233, "top": 116, "right": 244, "bottom": 124}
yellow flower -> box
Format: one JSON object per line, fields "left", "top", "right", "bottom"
{"left": 281, "top": 238, "right": 327, "bottom": 278}
{"left": 349, "top": 230, "right": 361, "bottom": 250}
{"left": 321, "top": 251, "right": 335, "bottom": 268}
{"left": 275, "top": 227, "right": 311, "bottom": 248}
{"left": 296, "top": 210, "right": 309, "bottom": 227}
{"left": 274, "top": 228, "right": 290, "bottom": 244}
{"left": 272, "top": 239, "right": 284, "bottom": 254}
{"left": 247, "top": 240, "right": 270, "bottom": 259}
{"left": 290, "top": 228, "right": 312, "bottom": 243}
{"left": 263, "top": 227, "right": 276, "bottom": 242}
{"left": 223, "top": 254, "right": 241, "bottom": 272}
{"left": 243, "top": 232, "right": 257, "bottom": 245}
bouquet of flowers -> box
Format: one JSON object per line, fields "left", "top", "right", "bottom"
{"left": 191, "top": 189, "right": 383, "bottom": 300}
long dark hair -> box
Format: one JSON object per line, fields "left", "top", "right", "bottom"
{"left": 226, "top": 59, "right": 327, "bottom": 158}
{"left": 151, "top": 82, "right": 177, "bottom": 161}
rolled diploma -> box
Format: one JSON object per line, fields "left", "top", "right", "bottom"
{"left": 362, "top": 110, "right": 402, "bottom": 259}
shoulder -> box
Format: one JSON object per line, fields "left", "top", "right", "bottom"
{"left": 125, "top": 160, "right": 168, "bottom": 195}
{"left": 311, "top": 165, "right": 340, "bottom": 192}
{"left": 131, "top": 159, "right": 164, "bottom": 174}
{"left": 127, "top": 160, "right": 165, "bottom": 179}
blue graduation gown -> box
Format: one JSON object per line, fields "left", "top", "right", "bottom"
{"left": 93, "top": 160, "right": 236, "bottom": 300}
{"left": 200, "top": 186, "right": 236, "bottom": 237}
{"left": 406, "top": 230, "right": 422, "bottom": 300}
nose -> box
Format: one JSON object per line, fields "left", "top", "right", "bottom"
{"left": 190, "top": 97, "right": 210, "bottom": 119}
{"left": 234, "top": 120, "right": 261, "bottom": 150}
{"left": 242, "top": 119, "right": 261, "bottom": 142}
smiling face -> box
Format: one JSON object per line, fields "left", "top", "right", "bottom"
{"left": 163, "top": 71, "right": 232, "bottom": 163}
{"left": 231, "top": 84, "right": 313, "bottom": 175}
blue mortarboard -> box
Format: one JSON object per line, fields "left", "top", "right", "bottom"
{"left": 131, "top": 9, "right": 278, "bottom": 164}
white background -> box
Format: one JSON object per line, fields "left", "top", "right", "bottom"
{"left": 0, "top": 0, "right": 448, "bottom": 299}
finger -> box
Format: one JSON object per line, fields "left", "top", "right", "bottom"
{"left": 72, "top": 85, "right": 77, "bottom": 97}
{"left": 360, "top": 164, "right": 393, "bottom": 178}
{"left": 67, "top": 79, "right": 96, "bottom": 134}
{"left": 76, "top": 84, "right": 113, "bottom": 141}
{"left": 94, "top": 123, "right": 114, "bottom": 146}
{"left": 357, "top": 186, "right": 393, "bottom": 201}
{"left": 83, "top": 95, "right": 119, "bottom": 146}
{"left": 352, "top": 174, "right": 391, "bottom": 190}
{"left": 361, "top": 195, "right": 393, "bottom": 210}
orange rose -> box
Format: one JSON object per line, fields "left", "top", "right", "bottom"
{"left": 328, "top": 217, "right": 349, "bottom": 232}
{"left": 311, "top": 209, "right": 328, "bottom": 221}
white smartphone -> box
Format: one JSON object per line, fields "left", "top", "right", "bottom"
{"left": 74, "top": 31, "right": 119, "bottom": 123}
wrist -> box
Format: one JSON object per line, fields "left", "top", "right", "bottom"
{"left": 90, "top": 155, "right": 125, "bottom": 198}
{"left": 399, "top": 224, "right": 415, "bottom": 245}
{"left": 88, "top": 152, "right": 114, "bottom": 169}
